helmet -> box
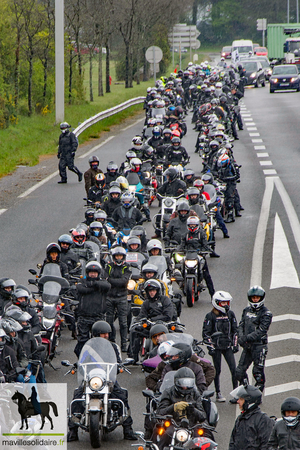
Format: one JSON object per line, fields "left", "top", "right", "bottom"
{"left": 126, "top": 150, "right": 137, "bottom": 161}
{"left": 111, "top": 246, "right": 126, "bottom": 265}
{"left": 58, "top": 234, "right": 73, "bottom": 247}
{"left": 107, "top": 161, "right": 118, "bottom": 173}
{"left": 142, "top": 145, "right": 154, "bottom": 158}
{"left": 131, "top": 225, "right": 147, "bottom": 241}
{"left": 95, "top": 173, "right": 106, "bottom": 188}
{"left": 0, "top": 278, "right": 16, "bottom": 300}
{"left": 92, "top": 320, "right": 112, "bottom": 337}
{"left": 109, "top": 186, "right": 121, "bottom": 201}
{"left": 217, "top": 154, "right": 230, "bottom": 168}
{"left": 13, "top": 289, "right": 30, "bottom": 308}
{"left": 127, "top": 236, "right": 141, "bottom": 252}
{"left": 72, "top": 228, "right": 86, "bottom": 246}
{"left": 85, "top": 261, "right": 101, "bottom": 279}
{"left": 174, "top": 367, "right": 196, "bottom": 395}
{"left": 281, "top": 397, "right": 300, "bottom": 427}
{"left": 152, "top": 126, "right": 161, "bottom": 139}
{"left": 121, "top": 192, "right": 135, "bottom": 209}
{"left": 165, "top": 167, "right": 178, "bottom": 182}
{"left": 202, "top": 173, "right": 214, "bottom": 183}
{"left": 144, "top": 279, "right": 161, "bottom": 301}
{"left": 60, "top": 122, "right": 71, "bottom": 132}
{"left": 184, "top": 169, "right": 195, "bottom": 181}
{"left": 171, "top": 136, "right": 181, "bottom": 147}
{"left": 209, "top": 140, "right": 220, "bottom": 152}
{"left": 141, "top": 263, "right": 159, "bottom": 279}
{"left": 5, "top": 305, "right": 32, "bottom": 325}
{"left": 0, "top": 328, "right": 7, "bottom": 348}
{"left": 167, "top": 343, "right": 192, "bottom": 370}
{"left": 177, "top": 202, "right": 190, "bottom": 220}
{"left": 212, "top": 291, "right": 232, "bottom": 313}
{"left": 94, "top": 210, "right": 107, "bottom": 222}
{"left": 116, "top": 176, "right": 129, "bottom": 192}
{"left": 46, "top": 243, "right": 61, "bottom": 260}
{"left": 230, "top": 384, "right": 262, "bottom": 412}
{"left": 184, "top": 438, "right": 218, "bottom": 449}
{"left": 247, "top": 286, "right": 265, "bottom": 310}
{"left": 150, "top": 323, "right": 168, "bottom": 342}
{"left": 158, "top": 340, "right": 175, "bottom": 360}
{"left": 89, "top": 221, "right": 103, "bottom": 237}
{"left": 163, "top": 128, "right": 172, "bottom": 138}
{"left": 89, "top": 155, "right": 100, "bottom": 169}
{"left": 130, "top": 157, "right": 142, "bottom": 172}
{"left": 187, "top": 187, "right": 200, "bottom": 205}
{"left": 187, "top": 216, "right": 200, "bottom": 234}
{"left": 147, "top": 239, "right": 162, "bottom": 255}
{"left": 85, "top": 208, "right": 95, "bottom": 224}
{"left": 0, "top": 317, "right": 22, "bottom": 335}
{"left": 131, "top": 136, "right": 143, "bottom": 150}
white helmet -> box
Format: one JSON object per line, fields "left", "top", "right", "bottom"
{"left": 158, "top": 340, "right": 175, "bottom": 359}
{"left": 147, "top": 239, "right": 162, "bottom": 254}
{"left": 212, "top": 290, "right": 232, "bottom": 314}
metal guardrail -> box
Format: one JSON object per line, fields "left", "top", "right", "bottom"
{"left": 73, "top": 96, "right": 146, "bottom": 137}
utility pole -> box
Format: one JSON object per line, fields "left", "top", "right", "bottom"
{"left": 55, "top": 0, "right": 64, "bottom": 124}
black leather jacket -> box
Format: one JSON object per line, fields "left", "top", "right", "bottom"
{"left": 203, "top": 309, "right": 238, "bottom": 350}
{"left": 268, "top": 418, "right": 300, "bottom": 449}
{"left": 238, "top": 305, "right": 272, "bottom": 345}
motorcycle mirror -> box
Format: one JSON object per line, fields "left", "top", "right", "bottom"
{"left": 61, "top": 360, "right": 72, "bottom": 366}
{"left": 28, "top": 279, "right": 37, "bottom": 285}
{"left": 142, "top": 389, "right": 155, "bottom": 399}
{"left": 37, "top": 263, "right": 42, "bottom": 269}
{"left": 130, "top": 263, "right": 139, "bottom": 269}
{"left": 134, "top": 431, "right": 145, "bottom": 439}
{"left": 29, "top": 269, "right": 37, "bottom": 275}
{"left": 123, "top": 357, "right": 136, "bottom": 366}
{"left": 202, "top": 390, "right": 215, "bottom": 399}
{"left": 34, "top": 345, "right": 45, "bottom": 354}
{"left": 16, "top": 367, "right": 27, "bottom": 375}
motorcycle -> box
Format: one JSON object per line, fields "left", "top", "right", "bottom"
{"left": 62, "top": 337, "right": 131, "bottom": 448}
{"left": 153, "top": 193, "right": 185, "bottom": 238}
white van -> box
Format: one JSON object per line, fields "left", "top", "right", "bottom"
{"left": 232, "top": 39, "right": 254, "bottom": 58}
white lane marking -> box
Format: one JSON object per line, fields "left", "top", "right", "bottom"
{"left": 245, "top": 122, "right": 256, "bottom": 126}
{"left": 257, "top": 153, "right": 269, "bottom": 157}
{"left": 273, "top": 314, "right": 300, "bottom": 322}
{"left": 264, "top": 169, "right": 277, "bottom": 175}
{"left": 270, "top": 213, "right": 300, "bottom": 289}
{"left": 249, "top": 133, "right": 260, "bottom": 136}
{"left": 250, "top": 177, "right": 276, "bottom": 286}
{"left": 0, "top": 209, "right": 7, "bottom": 216}
{"left": 18, "top": 171, "right": 59, "bottom": 198}
{"left": 252, "top": 139, "right": 263, "bottom": 143}
{"left": 79, "top": 136, "right": 115, "bottom": 159}
{"left": 274, "top": 177, "right": 300, "bottom": 254}
{"left": 260, "top": 161, "right": 273, "bottom": 166}
{"left": 269, "top": 332, "right": 300, "bottom": 343}
{"left": 241, "top": 113, "right": 252, "bottom": 116}
{"left": 265, "top": 382, "right": 300, "bottom": 396}
{"left": 243, "top": 118, "right": 253, "bottom": 121}
{"left": 266, "top": 355, "right": 300, "bottom": 367}
{"left": 254, "top": 145, "right": 266, "bottom": 150}
{"left": 121, "top": 118, "right": 144, "bottom": 131}
{"left": 247, "top": 127, "right": 257, "bottom": 131}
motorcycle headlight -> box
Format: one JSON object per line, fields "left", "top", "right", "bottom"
{"left": 89, "top": 376, "right": 105, "bottom": 391}
{"left": 127, "top": 279, "right": 136, "bottom": 291}
{"left": 185, "top": 260, "right": 198, "bottom": 268}
{"left": 164, "top": 198, "right": 174, "bottom": 207}
{"left": 42, "top": 318, "right": 56, "bottom": 330}
{"left": 174, "top": 253, "right": 184, "bottom": 263}
{"left": 176, "top": 429, "right": 189, "bottom": 442}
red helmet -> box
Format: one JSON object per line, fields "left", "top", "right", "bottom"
{"left": 193, "top": 179, "right": 204, "bottom": 191}
{"left": 71, "top": 229, "right": 86, "bottom": 246}
{"left": 187, "top": 216, "right": 200, "bottom": 234}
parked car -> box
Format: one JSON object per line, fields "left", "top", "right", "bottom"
{"left": 221, "top": 46, "right": 232, "bottom": 59}
{"left": 242, "top": 60, "right": 266, "bottom": 87}
{"left": 269, "top": 64, "right": 300, "bottom": 93}
{"left": 254, "top": 46, "right": 268, "bottom": 57}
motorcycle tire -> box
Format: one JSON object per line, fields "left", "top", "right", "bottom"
{"left": 89, "top": 411, "right": 102, "bottom": 448}
{"left": 186, "top": 278, "right": 195, "bottom": 308}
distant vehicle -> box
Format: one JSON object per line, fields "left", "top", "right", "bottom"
{"left": 255, "top": 46, "right": 268, "bottom": 56}
{"left": 269, "top": 64, "right": 300, "bottom": 92}
{"left": 252, "top": 56, "right": 273, "bottom": 80}
{"left": 253, "top": 43, "right": 260, "bottom": 50}
{"left": 170, "top": 47, "right": 187, "bottom": 53}
{"left": 221, "top": 46, "right": 232, "bottom": 59}
{"left": 242, "top": 60, "right": 266, "bottom": 87}
{"left": 232, "top": 39, "right": 254, "bottom": 58}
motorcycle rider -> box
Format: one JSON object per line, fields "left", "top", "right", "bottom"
{"left": 202, "top": 291, "right": 238, "bottom": 402}
{"left": 0, "top": 278, "right": 16, "bottom": 316}
{"left": 235, "top": 286, "right": 272, "bottom": 394}
{"left": 153, "top": 367, "right": 206, "bottom": 448}
{"left": 104, "top": 161, "right": 120, "bottom": 186}
{"left": 70, "top": 228, "right": 94, "bottom": 262}
{"left": 105, "top": 247, "right": 131, "bottom": 352}
{"left": 101, "top": 186, "right": 122, "bottom": 218}
{"left": 124, "top": 158, "right": 151, "bottom": 220}
{"left": 74, "top": 261, "right": 111, "bottom": 357}
{"left": 39, "top": 242, "right": 69, "bottom": 279}
{"left": 166, "top": 136, "right": 189, "bottom": 166}
{"left": 57, "top": 122, "right": 82, "bottom": 184}
{"left": 84, "top": 155, "right": 103, "bottom": 195}
{"left": 217, "top": 153, "right": 241, "bottom": 223}
{"left": 268, "top": 397, "right": 300, "bottom": 449}
{"left": 201, "top": 174, "right": 230, "bottom": 238}
{"left": 183, "top": 169, "right": 195, "bottom": 188}
{"left": 229, "top": 383, "right": 274, "bottom": 450}
{"left": 112, "top": 192, "right": 144, "bottom": 231}
{"left": 133, "top": 263, "right": 169, "bottom": 306}
{"left": 87, "top": 173, "right": 107, "bottom": 206}
{"left": 83, "top": 208, "right": 95, "bottom": 226}
{"left": 157, "top": 167, "right": 186, "bottom": 198}
{"left": 0, "top": 328, "right": 19, "bottom": 382}
{"left": 164, "top": 201, "right": 190, "bottom": 246}
{"left": 94, "top": 210, "right": 116, "bottom": 245}
{"left": 186, "top": 187, "right": 207, "bottom": 222}
{"left": 128, "top": 279, "right": 173, "bottom": 363}
{"left": 58, "top": 234, "right": 80, "bottom": 274}
{"left": 6, "top": 289, "right": 40, "bottom": 335}
{"left": 68, "top": 320, "right": 137, "bottom": 442}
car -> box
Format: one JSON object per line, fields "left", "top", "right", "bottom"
{"left": 269, "top": 64, "right": 300, "bottom": 93}
{"left": 251, "top": 56, "right": 272, "bottom": 80}
{"left": 242, "top": 60, "right": 266, "bottom": 87}
{"left": 221, "top": 46, "right": 232, "bottom": 59}
{"left": 254, "top": 46, "right": 268, "bottom": 57}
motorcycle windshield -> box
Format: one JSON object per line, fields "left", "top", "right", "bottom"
{"left": 160, "top": 370, "right": 175, "bottom": 393}
{"left": 41, "top": 263, "right": 61, "bottom": 277}
{"left": 204, "top": 185, "right": 217, "bottom": 204}
{"left": 126, "top": 172, "right": 140, "bottom": 186}
{"left": 43, "top": 303, "right": 57, "bottom": 319}
{"left": 86, "top": 241, "right": 100, "bottom": 263}
{"left": 148, "top": 256, "right": 167, "bottom": 278}
{"left": 39, "top": 264, "right": 70, "bottom": 297}
{"left": 163, "top": 333, "right": 194, "bottom": 347}
{"left": 42, "top": 281, "right": 61, "bottom": 304}
{"left": 151, "top": 108, "right": 166, "bottom": 118}
{"left": 77, "top": 337, "right": 117, "bottom": 386}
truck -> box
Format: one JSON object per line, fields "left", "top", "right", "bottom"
{"left": 231, "top": 39, "right": 254, "bottom": 58}
{"left": 267, "top": 23, "right": 300, "bottom": 64}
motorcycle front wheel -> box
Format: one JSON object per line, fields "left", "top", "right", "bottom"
{"left": 186, "top": 278, "right": 195, "bottom": 308}
{"left": 89, "top": 411, "right": 102, "bottom": 448}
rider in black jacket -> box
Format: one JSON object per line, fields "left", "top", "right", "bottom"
{"left": 268, "top": 396, "right": 300, "bottom": 449}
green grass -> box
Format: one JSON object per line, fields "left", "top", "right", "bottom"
{"left": 0, "top": 49, "right": 209, "bottom": 178}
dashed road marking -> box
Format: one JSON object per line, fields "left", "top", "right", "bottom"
{"left": 266, "top": 355, "right": 300, "bottom": 367}
{"left": 18, "top": 171, "right": 59, "bottom": 198}
{"left": 254, "top": 145, "right": 266, "bottom": 150}
{"left": 263, "top": 169, "right": 277, "bottom": 175}
{"left": 260, "top": 160, "right": 273, "bottom": 166}
{"left": 250, "top": 133, "right": 260, "bottom": 136}
{"left": 252, "top": 139, "right": 263, "bottom": 143}
{"left": 257, "top": 153, "right": 269, "bottom": 157}
{"left": 273, "top": 314, "right": 300, "bottom": 322}
{"left": 265, "top": 382, "right": 300, "bottom": 396}
{"left": 247, "top": 127, "right": 257, "bottom": 131}
{"left": 269, "top": 332, "right": 300, "bottom": 343}
{"left": 121, "top": 117, "right": 144, "bottom": 132}
{"left": 0, "top": 209, "right": 7, "bottom": 216}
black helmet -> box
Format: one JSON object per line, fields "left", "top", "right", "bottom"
{"left": 187, "top": 187, "right": 200, "bottom": 205}
{"left": 281, "top": 397, "right": 300, "bottom": 427}
{"left": 184, "top": 438, "right": 217, "bottom": 450}
{"left": 167, "top": 343, "right": 192, "bottom": 370}
{"left": 144, "top": 279, "right": 161, "bottom": 301}
{"left": 92, "top": 320, "right": 112, "bottom": 337}
{"left": 172, "top": 136, "right": 181, "bottom": 148}
{"left": 230, "top": 384, "right": 262, "bottom": 412}
{"left": 85, "top": 208, "right": 95, "bottom": 225}
{"left": 85, "top": 261, "right": 101, "bottom": 279}
{"left": 209, "top": 140, "right": 220, "bottom": 152}
{"left": 46, "top": 243, "right": 61, "bottom": 260}
{"left": 177, "top": 202, "right": 190, "bottom": 221}
{"left": 150, "top": 323, "right": 168, "bottom": 340}
{"left": 111, "top": 246, "right": 126, "bottom": 265}
{"left": 141, "top": 263, "right": 158, "bottom": 279}
{"left": 247, "top": 285, "right": 265, "bottom": 310}
{"left": 127, "top": 236, "right": 141, "bottom": 252}
{"left": 89, "top": 155, "right": 100, "bottom": 169}
{"left": 165, "top": 167, "right": 178, "bottom": 182}
{"left": 174, "top": 367, "right": 195, "bottom": 395}
{"left": 0, "top": 278, "right": 16, "bottom": 300}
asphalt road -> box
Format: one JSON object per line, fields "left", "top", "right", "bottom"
{"left": 1, "top": 83, "right": 300, "bottom": 449}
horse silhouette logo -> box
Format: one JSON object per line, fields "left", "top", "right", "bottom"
{"left": 12, "top": 387, "right": 58, "bottom": 430}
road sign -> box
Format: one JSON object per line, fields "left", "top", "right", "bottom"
{"left": 191, "top": 40, "right": 200, "bottom": 50}
{"left": 257, "top": 18, "right": 267, "bottom": 31}
{"left": 145, "top": 46, "right": 163, "bottom": 63}
{"left": 168, "top": 23, "right": 200, "bottom": 49}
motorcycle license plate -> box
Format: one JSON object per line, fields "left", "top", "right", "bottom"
{"left": 126, "top": 253, "right": 138, "bottom": 262}
{"left": 280, "top": 83, "right": 289, "bottom": 86}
